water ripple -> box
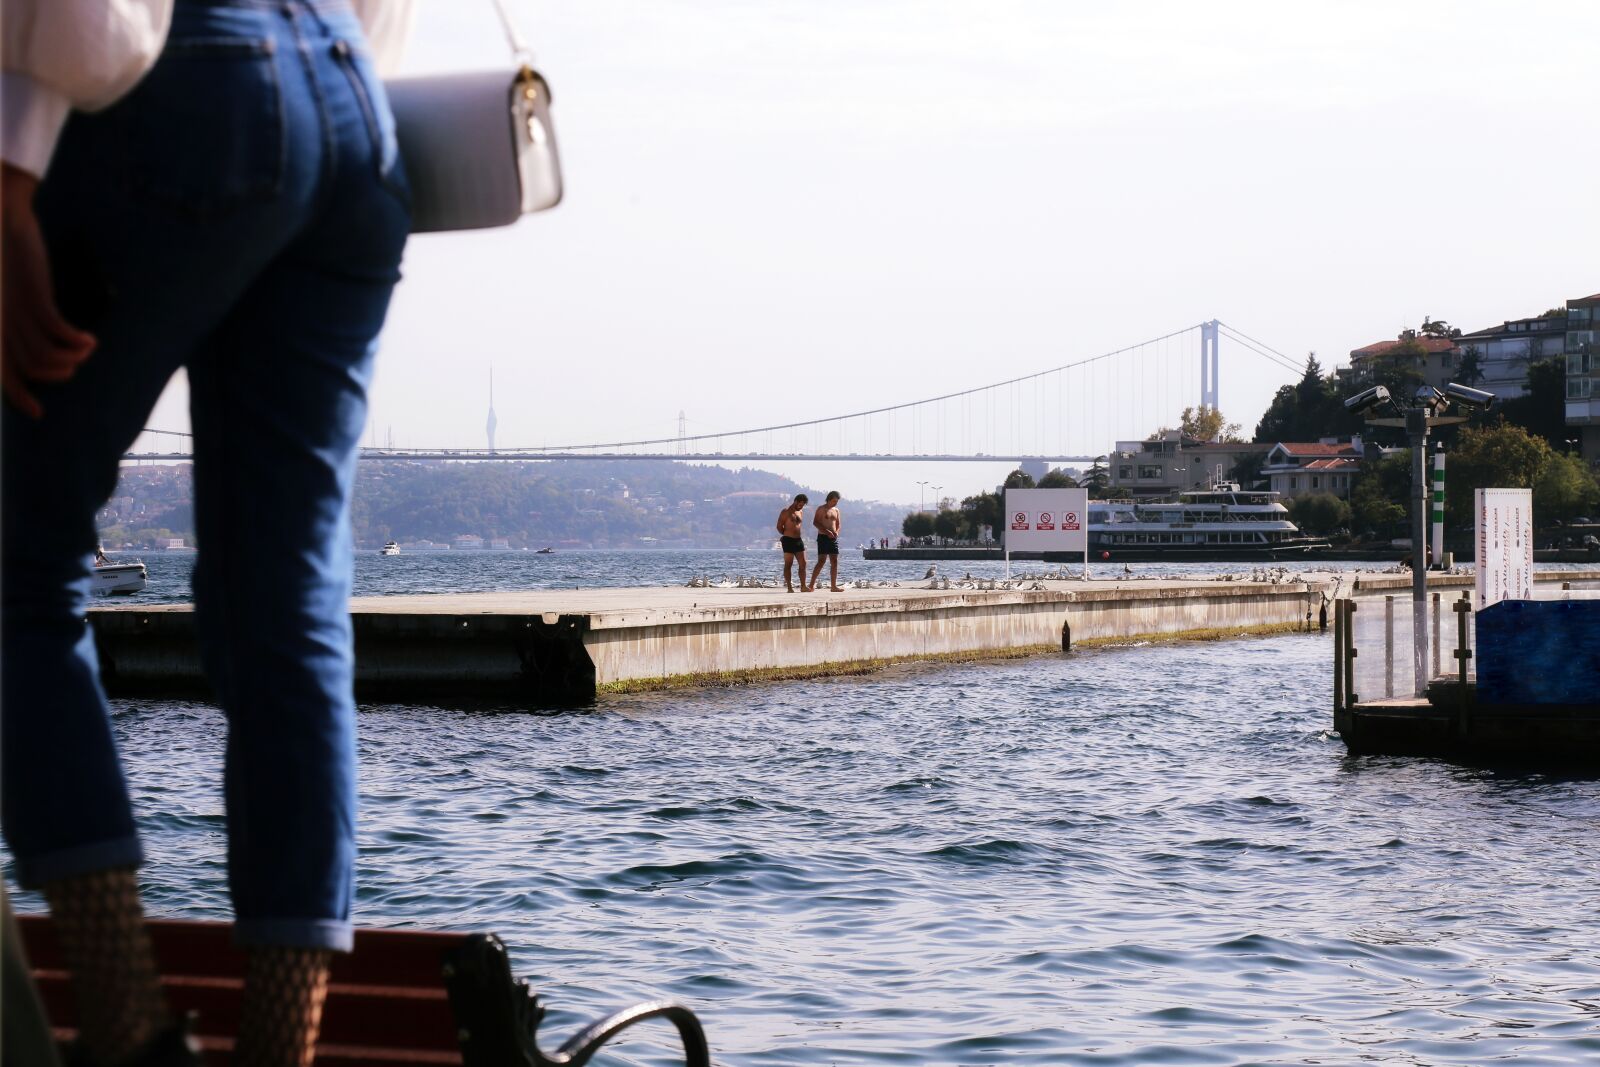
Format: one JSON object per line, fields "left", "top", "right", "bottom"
{"left": 9, "top": 625, "right": 1599, "bottom": 1065}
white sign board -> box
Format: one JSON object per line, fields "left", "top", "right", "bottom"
{"left": 1474, "top": 487, "right": 1532, "bottom": 609}
{"left": 1004, "top": 488, "right": 1089, "bottom": 554}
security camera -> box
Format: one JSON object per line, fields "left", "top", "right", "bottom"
{"left": 1413, "top": 385, "right": 1446, "bottom": 412}
{"left": 1442, "top": 382, "right": 1495, "bottom": 409}
{"left": 1344, "top": 385, "right": 1393, "bottom": 416}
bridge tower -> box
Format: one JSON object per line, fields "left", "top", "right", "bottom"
{"left": 486, "top": 368, "right": 497, "bottom": 453}
{"left": 1199, "top": 319, "right": 1220, "bottom": 417}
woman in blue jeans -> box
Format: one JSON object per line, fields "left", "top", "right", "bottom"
{"left": 1, "top": 1, "right": 411, "bottom": 1063}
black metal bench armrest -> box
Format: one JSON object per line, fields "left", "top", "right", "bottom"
{"left": 443, "top": 934, "right": 710, "bottom": 1067}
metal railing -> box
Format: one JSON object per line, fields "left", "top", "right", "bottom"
{"left": 1334, "top": 581, "right": 1600, "bottom": 709}
{"left": 1333, "top": 592, "right": 1473, "bottom": 707}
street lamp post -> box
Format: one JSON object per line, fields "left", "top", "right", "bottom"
{"left": 915, "top": 480, "right": 929, "bottom": 512}
{"left": 931, "top": 485, "right": 945, "bottom": 512}
{"left": 1346, "top": 383, "right": 1495, "bottom": 697}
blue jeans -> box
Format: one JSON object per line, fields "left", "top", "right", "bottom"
{"left": 1, "top": 0, "right": 410, "bottom": 952}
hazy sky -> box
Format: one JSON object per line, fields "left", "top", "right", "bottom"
{"left": 138, "top": 0, "right": 1600, "bottom": 507}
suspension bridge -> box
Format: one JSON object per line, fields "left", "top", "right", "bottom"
{"left": 127, "top": 320, "right": 1306, "bottom": 464}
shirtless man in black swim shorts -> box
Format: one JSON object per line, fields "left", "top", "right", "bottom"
{"left": 809, "top": 491, "right": 843, "bottom": 592}
{"left": 777, "top": 494, "right": 810, "bottom": 592}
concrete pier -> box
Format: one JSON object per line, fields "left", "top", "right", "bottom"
{"left": 88, "top": 571, "right": 1597, "bottom": 707}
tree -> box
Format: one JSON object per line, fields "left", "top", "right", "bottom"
{"left": 902, "top": 511, "right": 935, "bottom": 538}
{"left": 1442, "top": 420, "right": 1600, "bottom": 528}
{"left": 1231, "top": 451, "right": 1268, "bottom": 489}
{"left": 1455, "top": 345, "right": 1484, "bottom": 387}
{"left": 1287, "top": 492, "right": 1352, "bottom": 536}
{"left": 932, "top": 507, "right": 963, "bottom": 541}
{"left": 1419, "top": 317, "right": 1462, "bottom": 339}
{"left": 1349, "top": 451, "right": 1411, "bottom": 537}
{"left": 1003, "top": 469, "right": 1036, "bottom": 489}
{"left": 1444, "top": 421, "right": 1552, "bottom": 527}
{"left": 958, "top": 491, "right": 1001, "bottom": 540}
{"left": 1295, "top": 352, "right": 1329, "bottom": 413}
{"left": 1038, "top": 468, "right": 1079, "bottom": 488}
{"left": 1535, "top": 452, "right": 1600, "bottom": 523}
{"left": 1083, "top": 458, "right": 1111, "bottom": 499}
{"left": 1179, "top": 405, "right": 1243, "bottom": 443}
{"left": 1254, "top": 354, "right": 1360, "bottom": 443}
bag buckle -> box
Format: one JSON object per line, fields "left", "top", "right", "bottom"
{"left": 516, "top": 65, "right": 548, "bottom": 147}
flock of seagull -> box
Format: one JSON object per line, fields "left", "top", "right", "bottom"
{"left": 683, "top": 562, "right": 1448, "bottom": 593}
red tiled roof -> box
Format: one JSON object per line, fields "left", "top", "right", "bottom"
{"left": 1349, "top": 338, "right": 1457, "bottom": 360}
{"left": 1302, "top": 457, "right": 1361, "bottom": 471}
{"left": 1274, "top": 442, "right": 1358, "bottom": 456}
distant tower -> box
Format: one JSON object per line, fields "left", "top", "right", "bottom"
{"left": 486, "top": 368, "right": 498, "bottom": 453}
{"left": 677, "top": 410, "right": 687, "bottom": 455}
{"left": 1199, "top": 319, "right": 1220, "bottom": 425}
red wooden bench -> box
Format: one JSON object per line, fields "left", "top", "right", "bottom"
{"left": 18, "top": 915, "right": 710, "bottom": 1067}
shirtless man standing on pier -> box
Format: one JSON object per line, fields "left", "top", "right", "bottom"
{"left": 809, "top": 492, "right": 844, "bottom": 592}
{"left": 777, "top": 494, "right": 810, "bottom": 592}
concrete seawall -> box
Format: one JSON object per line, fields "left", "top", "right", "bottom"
{"left": 88, "top": 571, "right": 1599, "bottom": 707}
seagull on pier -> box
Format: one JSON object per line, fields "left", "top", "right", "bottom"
{"left": 924, "top": 564, "right": 938, "bottom": 579}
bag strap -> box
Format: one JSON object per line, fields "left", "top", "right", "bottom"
{"left": 488, "top": 0, "right": 534, "bottom": 63}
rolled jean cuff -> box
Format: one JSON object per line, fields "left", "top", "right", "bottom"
{"left": 234, "top": 917, "right": 353, "bottom": 954}
{"left": 14, "top": 836, "right": 144, "bottom": 889}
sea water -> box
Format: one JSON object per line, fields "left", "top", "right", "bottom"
{"left": 26, "top": 552, "right": 1600, "bottom": 1064}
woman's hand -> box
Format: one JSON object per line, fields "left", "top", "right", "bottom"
{"left": 2, "top": 162, "right": 96, "bottom": 419}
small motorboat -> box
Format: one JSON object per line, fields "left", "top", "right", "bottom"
{"left": 535, "top": 547, "right": 555, "bottom": 554}
{"left": 94, "top": 557, "right": 147, "bottom": 596}
{"left": 380, "top": 541, "right": 401, "bottom": 556}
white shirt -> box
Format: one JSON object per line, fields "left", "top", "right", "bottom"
{"left": 1, "top": 0, "right": 414, "bottom": 177}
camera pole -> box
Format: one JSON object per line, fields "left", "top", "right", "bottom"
{"left": 1347, "top": 382, "right": 1491, "bottom": 699}
{"left": 1408, "top": 409, "right": 1430, "bottom": 697}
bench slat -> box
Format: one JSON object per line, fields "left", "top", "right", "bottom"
{"left": 51, "top": 1029, "right": 464, "bottom": 1067}
{"left": 33, "top": 972, "right": 461, "bottom": 1052}
{"left": 18, "top": 915, "right": 471, "bottom": 988}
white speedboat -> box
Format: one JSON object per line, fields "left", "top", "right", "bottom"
{"left": 380, "top": 541, "right": 401, "bottom": 556}
{"left": 93, "top": 559, "right": 147, "bottom": 596}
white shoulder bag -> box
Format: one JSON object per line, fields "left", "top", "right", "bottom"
{"left": 384, "top": 0, "right": 563, "bottom": 233}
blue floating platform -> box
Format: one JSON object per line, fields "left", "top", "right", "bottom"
{"left": 1476, "top": 599, "right": 1600, "bottom": 706}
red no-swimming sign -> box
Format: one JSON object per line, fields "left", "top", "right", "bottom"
{"left": 1010, "top": 510, "right": 1029, "bottom": 531}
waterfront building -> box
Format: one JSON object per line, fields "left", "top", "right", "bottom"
{"left": 452, "top": 534, "right": 485, "bottom": 550}
{"left": 1107, "top": 431, "right": 1270, "bottom": 498}
{"left": 1563, "top": 292, "right": 1600, "bottom": 463}
{"left": 1259, "top": 438, "right": 1364, "bottom": 500}
{"left": 1343, "top": 336, "right": 1459, "bottom": 390}
{"left": 1455, "top": 310, "right": 1567, "bottom": 401}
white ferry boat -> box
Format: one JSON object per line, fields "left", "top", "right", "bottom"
{"left": 379, "top": 541, "right": 401, "bottom": 556}
{"left": 1088, "top": 483, "right": 1330, "bottom": 561}
{"left": 93, "top": 558, "right": 148, "bottom": 595}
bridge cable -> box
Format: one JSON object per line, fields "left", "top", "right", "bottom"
{"left": 516, "top": 324, "right": 1205, "bottom": 454}
{"left": 1214, "top": 325, "right": 1304, "bottom": 376}
{"left": 1214, "top": 323, "right": 1305, "bottom": 375}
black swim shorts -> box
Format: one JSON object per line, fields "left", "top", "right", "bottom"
{"left": 781, "top": 536, "right": 806, "bottom": 554}
{"left": 816, "top": 534, "right": 839, "bottom": 555}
